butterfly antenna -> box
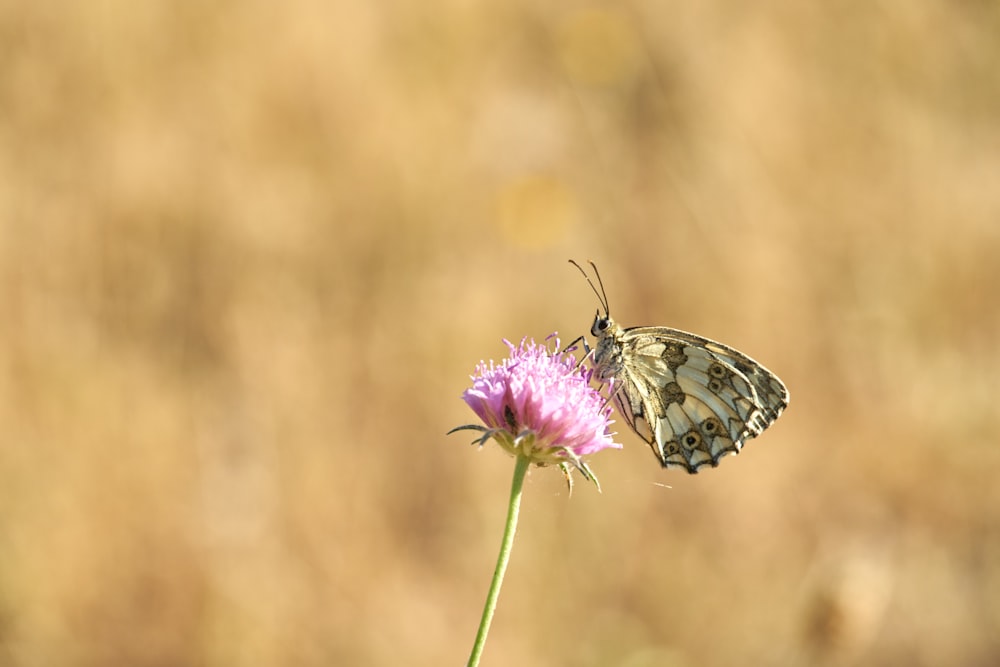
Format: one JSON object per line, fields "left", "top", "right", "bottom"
{"left": 588, "top": 260, "right": 611, "bottom": 316}
{"left": 568, "top": 259, "right": 610, "bottom": 316}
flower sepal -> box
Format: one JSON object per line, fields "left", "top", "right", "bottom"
{"left": 447, "top": 423, "right": 497, "bottom": 449}
{"left": 448, "top": 422, "right": 602, "bottom": 492}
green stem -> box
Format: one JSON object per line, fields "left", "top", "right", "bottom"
{"left": 467, "top": 454, "right": 531, "bottom": 667}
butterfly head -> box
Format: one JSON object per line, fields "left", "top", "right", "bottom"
{"left": 590, "top": 311, "right": 615, "bottom": 338}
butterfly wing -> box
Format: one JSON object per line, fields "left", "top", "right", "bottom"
{"left": 613, "top": 327, "right": 788, "bottom": 473}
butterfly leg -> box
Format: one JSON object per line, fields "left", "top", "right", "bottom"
{"left": 561, "top": 334, "right": 589, "bottom": 355}
{"left": 561, "top": 335, "right": 599, "bottom": 374}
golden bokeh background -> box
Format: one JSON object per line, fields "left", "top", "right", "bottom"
{"left": 3, "top": 3, "right": 1000, "bottom": 666}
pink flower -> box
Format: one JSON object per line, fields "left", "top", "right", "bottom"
{"left": 451, "top": 336, "right": 620, "bottom": 487}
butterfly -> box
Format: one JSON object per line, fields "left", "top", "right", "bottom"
{"left": 570, "top": 260, "right": 789, "bottom": 473}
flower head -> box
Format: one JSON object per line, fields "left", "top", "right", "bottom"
{"left": 450, "top": 335, "right": 620, "bottom": 488}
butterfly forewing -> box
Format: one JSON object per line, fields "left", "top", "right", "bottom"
{"left": 596, "top": 322, "right": 788, "bottom": 473}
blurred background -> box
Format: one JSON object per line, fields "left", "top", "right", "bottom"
{"left": 2, "top": 2, "right": 999, "bottom": 666}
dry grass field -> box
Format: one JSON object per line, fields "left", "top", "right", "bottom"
{"left": 2, "top": 2, "right": 1000, "bottom": 666}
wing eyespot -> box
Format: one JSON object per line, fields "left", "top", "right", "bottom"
{"left": 681, "top": 430, "right": 702, "bottom": 450}
{"left": 700, "top": 417, "right": 722, "bottom": 436}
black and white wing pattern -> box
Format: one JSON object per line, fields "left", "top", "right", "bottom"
{"left": 608, "top": 327, "right": 788, "bottom": 472}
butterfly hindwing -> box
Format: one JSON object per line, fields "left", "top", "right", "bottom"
{"left": 606, "top": 326, "right": 788, "bottom": 473}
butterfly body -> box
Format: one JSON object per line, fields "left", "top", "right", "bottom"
{"left": 587, "top": 311, "right": 788, "bottom": 473}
